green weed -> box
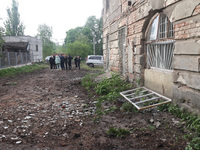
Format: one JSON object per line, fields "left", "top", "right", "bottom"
{"left": 107, "top": 127, "right": 130, "bottom": 138}
{"left": 0, "top": 63, "right": 48, "bottom": 78}
{"left": 120, "top": 102, "right": 138, "bottom": 113}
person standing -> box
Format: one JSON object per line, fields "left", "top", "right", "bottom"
{"left": 74, "top": 56, "right": 78, "bottom": 68}
{"left": 60, "top": 54, "right": 65, "bottom": 70}
{"left": 68, "top": 54, "right": 73, "bottom": 70}
{"left": 64, "top": 54, "right": 68, "bottom": 70}
{"left": 53, "top": 54, "right": 56, "bottom": 69}
{"left": 55, "top": 55, "right": 61, "bottom": 70}
{"left": 77, "top": 56, "right": 81, "bottom": 70}
{"left": 49, "top": 55, "right": 54, "bottom": 69}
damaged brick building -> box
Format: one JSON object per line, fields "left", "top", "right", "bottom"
{"left": 102, "top": 0, "right": 200, "bottom": 114}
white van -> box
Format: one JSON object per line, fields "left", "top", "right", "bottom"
{"left": 86, "top": 55, "right": 103, "bottom": 67}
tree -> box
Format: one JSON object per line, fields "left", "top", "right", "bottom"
{"left": 84, "top": 16, "right": 103, "bottom": 55}
{"left": 37, "top": 24, "right": 55, "bottom": 59}
{"left": 4, "top": 0, "right": 25, "bottom": 36}
{"left": 67, "top": 41, "right": 92, "bottom": 59}
{"left": 37, "top": 24, "right": 53, "bottom": 44}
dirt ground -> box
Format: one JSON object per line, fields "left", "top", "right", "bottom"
{"left": 0, "top": 66, "right": 189, "bottom": 150}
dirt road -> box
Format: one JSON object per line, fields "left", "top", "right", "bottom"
{"left": 0, "top": 67, "right": 188, "bottom": 149}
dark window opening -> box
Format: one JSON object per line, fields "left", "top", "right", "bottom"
{"left": 36, "top": 45, "right": 38, "bottom": 51}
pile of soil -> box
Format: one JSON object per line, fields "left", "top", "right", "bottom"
{"left": 0, "top": 67, "right": 189, "bottom": 149}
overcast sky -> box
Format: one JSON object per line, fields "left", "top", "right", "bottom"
{"left": 0, "top": 0, "right": 103, "bottom": 44}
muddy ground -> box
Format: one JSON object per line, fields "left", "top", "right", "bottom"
{"left": 0, "top": 66, "right": 190, "bottom": 150}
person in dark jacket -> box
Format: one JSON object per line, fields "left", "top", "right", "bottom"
{"left": 64, "top": 54, "right": 68, "bottom": 70}
{"left": 53, "top": 55, "right": 56, "bottom": 69}
{"left": 60, "top": 54, "right": 65, "bottom": 70}
{"left": 68, "top": 54, "right": 73, "bottom": 70}
{"left": 77, "top": 56, "right": 81, "bottom": 70}
{"left": 74, "top": 56, "right": 78, "bottom": 68}
{"left": 49, "top": 55, "right": 54, "bottom": 69}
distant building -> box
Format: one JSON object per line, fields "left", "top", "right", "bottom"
{"left": 2, "top": 36, "right": 43, "bottom": 62}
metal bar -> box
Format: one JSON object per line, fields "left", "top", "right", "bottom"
{"left": 137, "top": 100, "right": 171, "bottom": 111}
{"left": 129, "top": 93, "right": 153, "bottom": 100}
{"left": 134, "top": 96, "right": 159, "bottom": 104}
{"left": 120, "top": 87, "right": 142, "bottom": 94}
{"left": 124, "top": 90, "right": 148, "bottom": 97}
{"left": 120, "top": 92, "right": 140, "bottom": 110}
{"left": 143, "top": 87, "right": 171, "bottom": 101}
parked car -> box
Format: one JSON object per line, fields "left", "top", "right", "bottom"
{"left": 86, "top": 55, "right": 103, "bottom": 67}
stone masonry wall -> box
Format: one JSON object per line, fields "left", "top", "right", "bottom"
{"left": 103, "top": 0, "right": 200, "bottom": 114}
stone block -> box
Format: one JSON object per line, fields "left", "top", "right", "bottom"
{"left": 134, "top": 64, "right": 142, "bottom": 74}
{"left": 149, "top": 0, "right": 165, "bottom": 10}
{"left": 174, "top": 39, "right": 200, "bottom": 55}
{"left": 171, "top": 0, "right": 200, "bottom": 21}
{"left": 110, "top": 41, "right": 118, "bottom": 48}
{"left": 109, "top": 32, "right": 118, "bottom": 41}
{"left": 110, "top": 22, "right": 119, "bottom": 34}
{"left": 175, "top": 71, "right": 200, "bottom": 90}
{"left": 173, "top": 55, "right": 200, "bottom": 72}
{"left": 173, "top": 85, "right": 200, "bottom": 112}
{"left": 134, "top": 54, "right": 145, "bottom": 66}
{"left": 144, "top": 69, "right": 173, "bottom": 98}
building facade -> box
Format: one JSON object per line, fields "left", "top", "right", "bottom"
{"left": 102, "top": 0, "right": 200, "bottom": 114}
{"left": 3, "top": 36, "right": 43, "bottom": 62}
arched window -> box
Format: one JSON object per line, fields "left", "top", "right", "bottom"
{"left": 146, "top": 13, "right": 174, "bottom": 70}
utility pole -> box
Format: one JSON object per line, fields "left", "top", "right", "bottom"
{"left": 93, "top": 36, "right": 95, "bottom": 55}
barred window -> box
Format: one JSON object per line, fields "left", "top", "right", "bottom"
{"left": 146, "top": 13, "right": 174, "bottom": 70}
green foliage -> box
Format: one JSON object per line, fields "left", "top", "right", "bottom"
{"left": 95, "top": 73, "right": 132, "bottom": 95}
{"left": 120, "top": 102, "right": 138, "bottom": 113}
{"left": 107, "top": 127, "right": 130, "bottom": 138}
{"left": 81, "top": 74, "right": 97, "bottom": 92}
{"left": 4, "top": 0, "right": 25, "bottom": 36}
{"left": 37, "top": 24, "right": 56, "bottom": 59}
{"left": 0, "top": 63, "right": 48, "bottom": 78}
{"left": 85, "top": 16, "right": 103, "bottom": 55}
{"left": 185, "top": 137, "right": 200, "bottom": 150}
{"left": 67, "top": 41, "right": 92, "bottom": 58}
{"left": 158, "top": 104, "right": 200, "bottom": 150}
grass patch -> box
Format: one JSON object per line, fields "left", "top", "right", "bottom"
{"left": 80, "top": 61, "right": 104, "bottom": 71}
{"left": 0, "top": 63, "right": 48, "bottom": 78}
{"left": 107, "top": 127, "right": 130, "bottom": 138}
{"left": 120, "top": 102, "right": 138, "bottom": 113}
{"left": 158, "top": 104, "right": 200, "bottom": 150}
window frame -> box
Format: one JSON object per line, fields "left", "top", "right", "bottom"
{"left": 145, "top": 13, "right": 174, "bottom": 71}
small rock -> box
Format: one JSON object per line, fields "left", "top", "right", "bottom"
{"left": 0, "top": 121, "right": 3, "bottom": 124}
{"left": 150, "top": 119, "right": 154, "bottom": 123}
{"left": 74, "top": 95, "right": 79, "bottom": 98}
{"left": 154, "top": 122, "right": 161, "bottom": 128}
{"left": 24, "top": 116, "right": 31, "bottom": 120}
{"left": 3, "top": 126, "right": 9, "bottom": 129}
{"left": 16, "top": 141, "right": 22, "bottom": 144}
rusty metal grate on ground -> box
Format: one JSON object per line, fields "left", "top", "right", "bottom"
{"left": 120, "top": 87, "right": 171, "bottom": 110}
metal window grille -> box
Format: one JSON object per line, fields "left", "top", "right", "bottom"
{"left": 159, "top": 14, "right": 168, "bottom": 39}
{"left": 147, "top": 41, "right": 174, "bottom": 70}
{"left": 168, "top": 22, "right": 174, "bottom": 38}
{"left": 0, "top": 52, "right": 32, "bottom": 69}
{"left": 120, "top": 87, "right": 171, "bottom": 110}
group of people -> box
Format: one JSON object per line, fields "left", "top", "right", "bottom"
{"left": 49, "top": 54, "right": 81, "bottom": 70}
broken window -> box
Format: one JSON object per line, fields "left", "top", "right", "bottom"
{"left": 120, "top": 87, "right": 171, "bottom": 110}
{"left": 146, "top": 13, "right": 174, "bottom": 70}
